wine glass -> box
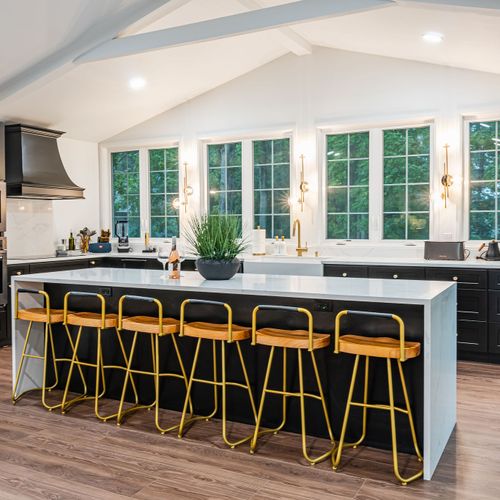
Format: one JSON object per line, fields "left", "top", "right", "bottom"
{"left": 176, "top": 240, "right": 186, "bottom": 276}
{"left": 157, "top": 245, "right": 170, "bottom": 279}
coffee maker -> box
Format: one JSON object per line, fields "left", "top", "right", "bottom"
{"left": 115, "top": 220, "right": 131, "bottom": 253}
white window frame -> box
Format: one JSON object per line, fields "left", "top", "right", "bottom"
{"left": 102, "top": 140, "right": 181, "bottom": 242}
{"left": 201, "top": 130, "right": 293, "bottom": 240}
{"left": 463, "top": 113, "right": 500, "bottom": 242}
{"left": 319, "top": 119, "right": 435, "bottom": 244}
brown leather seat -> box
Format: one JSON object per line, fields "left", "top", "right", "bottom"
{"left": 66, "top": 312, "right": 119, "bottom": 329}
{"left": 183, "top": 322, "right": 251, "bottom": 341}
{"left": 255, "top": 327, "right": 330, "bottom": 350}
{"left": 338, "top": 334, "right": 421, "bottom": 359}
{"left": 17, "top": 308, "right": 65, "bottom": 324}
{"left": 122, "top": 316, "right": 180, "bottom": 335}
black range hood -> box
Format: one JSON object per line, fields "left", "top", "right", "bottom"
{"left": 5, "top": 124, "right": 84, "bottom": 200}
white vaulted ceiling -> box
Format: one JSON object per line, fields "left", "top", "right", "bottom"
{"left": 1, "top": 0, "right": 500, "bottom": 142}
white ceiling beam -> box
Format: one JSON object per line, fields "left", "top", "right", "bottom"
{"left": 118, "top": 0, "right": 192, "bottom": 37}
{"left": 237, "top": 0, "right": 312, "bottom": 56}
{"left": 75, "top": 0, "right": 393, "bottom": 64}
{"left": 397, "top": 0, "right": 500, "bottom": 12}
{"left": 0, "top": 0, "right": 172, "bottom": 103}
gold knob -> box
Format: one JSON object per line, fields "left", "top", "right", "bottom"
{"left": 90, "top": 261, "right": 96, "bottom": 265}
{"left": 342, "top": 272, "right": 347, "bottom": 277}
{"left": 16, "top": 271, "right": 22, "bottom": 275}
{"left": 452, "top": 276, "right": 458, "bottom": 281}
{"left": 393, "top": 274, "right": 398, "bottom": 279}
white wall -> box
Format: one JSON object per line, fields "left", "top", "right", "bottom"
{"left": 6, "top": 137, "right": 100, "bottom": 257}
{"left": 103, "top": 46, "right": 500, "bottom": 249}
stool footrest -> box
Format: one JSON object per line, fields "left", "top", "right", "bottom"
{"left": 350, "top": 401, "right": 409, "bottom": 414}
{"left": 266, "top": 388, "right": 322, "bottom": 401}
{"left": 191, "top": 377, "right": 249, "bottom": 390}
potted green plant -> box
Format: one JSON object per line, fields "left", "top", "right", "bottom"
{"left": 185, "top": 215, "right": 247, "bottom": 280}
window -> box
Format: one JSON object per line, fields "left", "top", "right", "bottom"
{"left": 326, "top": 132, "right": 369, "bottom": 239}
{"left": 253, "top": 138, "right": 291, "bottom": 238}
{"left": 207, "top": 142, "right": 242, "bottom": 229}
{"left": 149, "top": 147, "right": 180, "bottom": 238}
{"left": 383, "top": 126, "right": 430, "bottom": 239}
{"left": 468, "top": 120, "right": 500, "bottom": 240}
{"left": 111, "top": 150, "right": 140, "bottom": 237}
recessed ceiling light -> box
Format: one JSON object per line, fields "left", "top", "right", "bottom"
{"left": 422, "top": 32, "right": 444, "bottom": 44}
{"left": 129, "top": 77, "right": 147, "bottom": 90}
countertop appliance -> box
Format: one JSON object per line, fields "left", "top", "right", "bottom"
{"left": 478, "top": 240, "right": 500, "bottom": 261}
{"left": 424, "top": 241, "right": 467, "bottom": 261}
{"left": 115, "top": 220, "right": 131, "bottom": 253}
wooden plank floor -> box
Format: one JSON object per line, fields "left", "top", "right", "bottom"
{"left": 1, "top": 345, "right": 499, "bottom": 500}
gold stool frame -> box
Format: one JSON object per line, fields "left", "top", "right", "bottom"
{"left": 332, "top": 310, "right": 423, "bottom": 485}
{"left": 177, "top": 299, "right": 257, "bottom": 448}
{"left": 116, "top": 294, "right": 192, "bottom": 433}
{"left": 60, "top": 291, "right": 139, "bottom": 420}
{"left": 12, "top": 288, "right": 85, "bottom": 411}
{"left": 249, "top": 305, "right": 335, "bottom": 465}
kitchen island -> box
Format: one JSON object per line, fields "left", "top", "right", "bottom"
{"left": 11, "top": 268, "right": 456, "bottom": 480}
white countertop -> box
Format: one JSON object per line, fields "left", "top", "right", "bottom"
{"left": 12, "top": 268, "right": 454, "bottom": 305}
{"left": 320, "top": 256, "right": 498, "bottom": 268}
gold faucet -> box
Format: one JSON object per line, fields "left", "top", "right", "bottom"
{"left": 292, "top": 218, "right": 308, "bottom": 257}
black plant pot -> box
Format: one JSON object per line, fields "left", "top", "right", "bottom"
{"left": 196, "top": 258, "right": 241, "bottom": 280}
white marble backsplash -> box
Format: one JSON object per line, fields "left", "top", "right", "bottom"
{"left": 6, "top": 199, "right": 56, "bottom": 258}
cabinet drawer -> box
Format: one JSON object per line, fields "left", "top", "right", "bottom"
{"left": 29, "top": 260, "right": 89, "bottom": 274}
{"left": 323, "top": 265, "right": 368, "bottom": 278}
{"left": 425, "top": 268, "right": 487, "bottom": 290}
{"left": 368, "top": 266, "right": 425, "bottom": 280}
{"left": 488, "top": 269, "right": 500, "bottom": 290}
{"left": 488, "top": 323, "right": 500, "bottom": 354}
{"left": 488, "top": 291, "right": 500, "bottom": 322}
{"left": 457, "top": 321, "right": 487, "bottom": 353}
{"left": 8, "top": 264, "right": 30, "bottom": 281}
{"left": 457, "top": 290, "right": 487, "bottom": 321}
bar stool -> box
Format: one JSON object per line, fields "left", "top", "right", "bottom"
{"left": 332, "top": 310, "right": 423, "bottom": 485}
{"left": 177, "top": 299, "right": 257, "bottom": 448}
{"left": 250, "top": 305, "right": 334, "bottom": 465}
{"left": 116, "top": 295, "right": 191, "bottom": 433}
{"left": 12, "top": 288, "right": 85, "bottom": 410}
{"left": 61, "top": 291, "right": 139, "bottom": 420}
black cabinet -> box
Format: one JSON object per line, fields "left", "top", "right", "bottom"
{"left": 369, "top": 266, "right": 425, "bottom": 280}
{"left": 458, "top": 320, "right": 488, "bottom": 353}
{"left": 457, "top": 290, "right": 487, "bottom": 322}
{"left": 324, "top": 265, "right": 368, "bottom": 278}
{"left": 30, "top": 260, "right": 90, "bottom": 274}
{"left": 0, "top": 306, "right": 8, "bottom": 347}
{"left": 425, "top": 268, "right": 487, "bottom": 290}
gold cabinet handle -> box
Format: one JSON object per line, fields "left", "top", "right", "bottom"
{"left": 90, "top": 261, "right": 96, "bottom": 265}
{"left": 393, "top": 274, "right": 398, "bottom": 279}
{"left": 16, "top": 271, "right": 22, "bottom": 275}
{"left": 342, "top": 272, "right": 347, "bottom": 277}
{"left": 452, "top": 276, "right": 458, "bottom": 281}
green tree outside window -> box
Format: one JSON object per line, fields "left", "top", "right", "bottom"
{"left": 383, "top": 126, "right": 430, "bottom": 240}
{"left": 253, "top": 138, "right": 291, "bottom": 238}
{"left": 469, "top": 121, "right": 500, "bottom": 240}
{"left": 326, "top": 131, "right": 369, "bottom": 239}
{"left": 112, "top": 150, "right": 140, "bottom": 237}
{"left": 149, "top": 147, "right": 180, "bottom": 238}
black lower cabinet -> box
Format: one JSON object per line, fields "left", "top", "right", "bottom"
{"left": 0, "top": 307, "right": 8, "bottom": 347}
{"left": 489, "top": 323, "right": 500, "bottom": 354}
{"left": 457, "top": 320, "right": 488, "bottom": 353}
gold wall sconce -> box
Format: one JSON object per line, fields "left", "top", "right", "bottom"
{"left": 441, "top": 144, "right": 453, "bottom": 208}
{"left": 173, "top": 162, "right": 194, "bottom": 212}
{"left": 298, "top": 154, "right": 309, "bottom": 212}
